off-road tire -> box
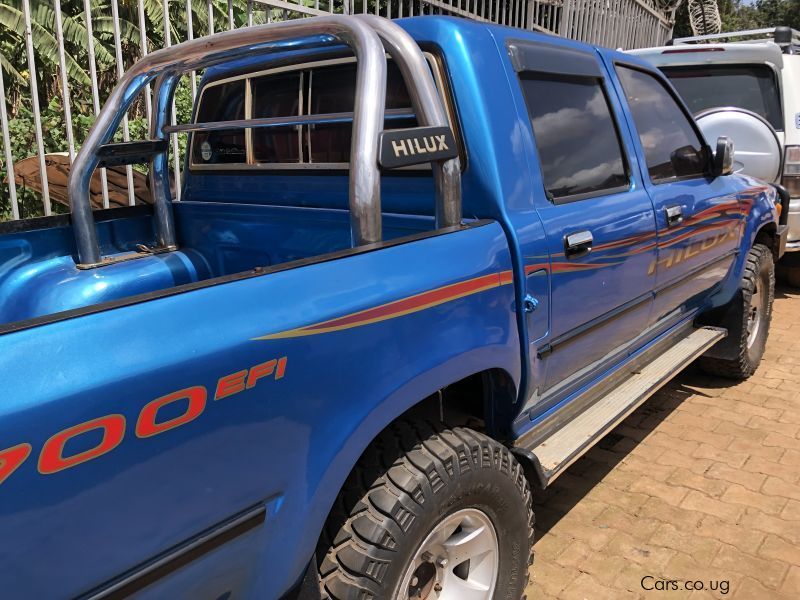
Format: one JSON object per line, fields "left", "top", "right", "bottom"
{"left": 699, "top": 243, "right": 774, "bottom": 379}
{"left": 317, "top": 420, "right": 535, "bottom": 600}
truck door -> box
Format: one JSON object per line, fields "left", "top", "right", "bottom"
{"left": 511, "top": 42, "right": 658, "bottom": 401}
{"left": 613, "top": 63, "right": 743, "bottom": 327}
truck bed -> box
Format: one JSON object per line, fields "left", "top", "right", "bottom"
{"left": 0, "top": 203, "right": 435, "bottom": 326}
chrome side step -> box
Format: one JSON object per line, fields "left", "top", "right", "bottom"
{"left": 516, "top": 326, "right": 726, "bottom": 488}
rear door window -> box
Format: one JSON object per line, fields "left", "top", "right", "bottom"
{"left": 520, "top": 76, "right": 629, "bottom": 202}
{"left": 616, "top": 66, "right": 708, "bottom": 183}
{"left": 661, "top": 64, "right": 783, "bottom": 130}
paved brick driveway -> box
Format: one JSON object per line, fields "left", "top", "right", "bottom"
{"left": 525, "top": 285, "right": 800, "bottom": 599}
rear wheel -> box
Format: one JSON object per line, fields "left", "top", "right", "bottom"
{"left": 317, "top": 421, "right": 534, "bottom": 600}
{"left": 699, "top": 243, "right": 774, "bottom": 379}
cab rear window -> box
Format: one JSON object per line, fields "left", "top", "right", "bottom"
{"left": 190, "top": 59, "right": 422, "bottom": 168}
{"left": 661, "top": 64, "right": 783, "bottom": 130}
{"left": 192, "top": 80, "right": 247, "bottom": 165}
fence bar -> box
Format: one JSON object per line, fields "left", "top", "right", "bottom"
{"left": 0, "top": 67, "right": 18, "bottom": 220}
{"left": 137, "top": 0, "right": 153, "bottom": 124}
{"left": 111, "top": 0, "right": 136, "bottom": 206}
{"left": 22, "top": 0, "right": 51, "bottom": 215}
{"left": 187, "top": 0, "right": 198, "bottom": 101}
{"left": 162, "top": 0, "right": 182, "bottom": 200}
{"left": 83, "top": 0, "right": 110, "bottom": 208}
{"left": 53, "top": 0, "right": 75, "bottom": 161}
{"left": 253, "top": 0, "right": 330, "bottom": 18}
{"left": 2, "top": 0, "right": 675, "bottom": 225}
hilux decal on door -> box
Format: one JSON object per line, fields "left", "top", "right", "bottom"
{"left": 523, "top": 192, "right": 756, "bottom": 275}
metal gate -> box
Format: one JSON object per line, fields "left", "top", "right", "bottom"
{"left": 0, "top": 0, "right": 675, "bottom": 221}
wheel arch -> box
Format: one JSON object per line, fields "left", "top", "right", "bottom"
{"left": 277, "top": 357, "right": 521, "bottom": 595}
{"left": 754, "top": 221, "right": 780, "bottom": 262}
{"left": 705, "top": 185, "right": 779, "bottom": 312}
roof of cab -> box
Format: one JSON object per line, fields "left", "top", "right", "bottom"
{"left": 202, "top": 15, "right": 632, "bottom": 83}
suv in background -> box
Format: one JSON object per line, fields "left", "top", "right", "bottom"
{"left": 630, "top": 27, "right": 800, "bottom": 284}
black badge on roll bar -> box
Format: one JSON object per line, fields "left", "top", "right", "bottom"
{"left": 378, "top": 126, "right": 458, "bottom": 169}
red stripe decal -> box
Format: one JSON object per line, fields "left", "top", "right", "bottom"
{"left": 254, "top": 271, "right": 514, "bottom": 340}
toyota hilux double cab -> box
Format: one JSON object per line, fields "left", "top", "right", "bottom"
{"left": 0, "top": 15, "right": 788, "bottom": 600}
{"left": 630, "top": 27, "right": 800, "bottom": 285}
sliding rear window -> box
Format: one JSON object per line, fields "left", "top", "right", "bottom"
{"left": 661, "top": 64, "right": 782, "bottom": 130}
{"left": 190, "top": 57, "right": 452, "bottom": 169}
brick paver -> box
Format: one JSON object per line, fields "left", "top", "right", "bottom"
{"left": 525, "top": 285, "right": 800, "bottom": 599}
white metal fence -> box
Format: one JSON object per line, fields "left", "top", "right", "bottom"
{"left": 0, "top": 0, "right": 674, "bottom": 222}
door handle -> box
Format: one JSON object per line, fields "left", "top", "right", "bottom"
{"left": 665, "top": 205, "right": 683, "bottom": 227}
{"left": 564, "top": 230, "right": 593, "bottom": 258}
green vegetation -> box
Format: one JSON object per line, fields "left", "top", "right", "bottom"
{"left": 673, "top": 0, "right": 800, "bottom": 38}
{"left": 3, "top": 0, "right": 798, "bottom": 220}
{"left": 0, "top": 0, "right": 330, "bottom": 220}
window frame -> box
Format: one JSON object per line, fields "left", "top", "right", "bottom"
{"left": 613, "top": 61, "right": 713, "bottom": 186}
{"left": 518, "top": 71, "right": 633, "bottom": 206}
{"left": 188, "top": 52, "right": 459, "bottom": 172}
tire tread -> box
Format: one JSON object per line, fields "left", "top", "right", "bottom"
{"left": 699, "top": 243, "right": 774, "bottom": 379}
{"left": 317, "top": 421, "right": 535, "bottom": 600}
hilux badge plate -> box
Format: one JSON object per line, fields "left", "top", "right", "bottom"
{"left": 379, "top": 126, "right": 458, "bottom": 169}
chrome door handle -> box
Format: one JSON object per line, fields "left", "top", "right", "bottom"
{"left": 564, "top": 230, "right": 593, "bottom": 258}
{"left": 665, "top": 205, "right": 683, "bottom": 226}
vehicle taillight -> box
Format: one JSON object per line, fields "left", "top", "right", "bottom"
{"left": 783, "top": 146, "right": 800, "bottom": 197}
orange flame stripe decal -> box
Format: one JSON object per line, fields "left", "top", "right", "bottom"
{"left": 253, "top": 271, "right": 515, "bottom": 340}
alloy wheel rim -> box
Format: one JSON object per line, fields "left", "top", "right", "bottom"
{"left": 399, "top": 508, "right": 499, "bottom": 600}
{"left": 746, "top": 274, "right": 766, "bottom": 349}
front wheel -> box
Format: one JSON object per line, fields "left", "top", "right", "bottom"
{"left": 317, "top": 421, "right": 534, "bottom": 600}
{"left": 699, "top": 243, "right": 774, "bottom": 379}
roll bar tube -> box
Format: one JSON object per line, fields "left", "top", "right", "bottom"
{"left": 356, "top": 15, "right": 462, "bottom": 230}
{"left": 68, "top": 16, "right": 460, "bottom": 267}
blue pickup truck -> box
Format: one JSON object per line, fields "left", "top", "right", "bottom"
{"left": 0, "top": 15, "right": 788, "bottom": 600}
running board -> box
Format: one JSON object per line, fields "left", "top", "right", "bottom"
{"left": 516, "top": 326, "right": 726, "bottom": 487}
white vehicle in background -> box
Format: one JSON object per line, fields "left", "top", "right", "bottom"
{"left": 629, "top": 27, "right": 800, "bottom": 285}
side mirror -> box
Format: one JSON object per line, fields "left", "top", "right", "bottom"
{"left": 713, "top": 136, "right": 734, "bottom": 177}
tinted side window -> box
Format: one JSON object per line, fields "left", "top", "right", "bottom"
{"left": 617, "top": 66, "right": 707, "bottom": 183}
{"left": 520, "top": 76, "right": 628, "bottom": 201}
{"left": 192, "top": 80, "right": 246, "bottom": 165}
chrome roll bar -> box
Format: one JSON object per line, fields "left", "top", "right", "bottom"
{"left": 67, "top": 16, "right": 460, "bottom": 268}
{"left": 356, "top": 15, "right": 462, "bottom": 230}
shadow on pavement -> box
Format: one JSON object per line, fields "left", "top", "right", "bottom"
{"left": 531, "top": 369, "right": 728, "bottom": 538}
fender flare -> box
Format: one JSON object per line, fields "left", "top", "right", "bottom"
{"left": 282, "top": 350, "right": 518, "bottom": 591}
{"left": 701, "top": 186, "right": 779, "bottom": 360}
{"left": 706, "top": 185, "right": 779, "bottom": 313}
